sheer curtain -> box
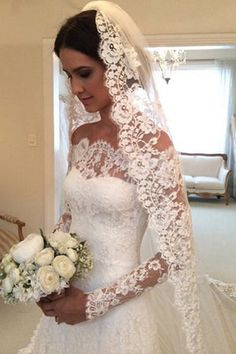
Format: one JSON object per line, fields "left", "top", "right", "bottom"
{"left": 231, "top": 115, "right": 236, "bottom": 197}
{"left": 211, "top": 60, "right": 236, "bottom": 197}
{"left": 157, "top": 61, "right": 232, "bottom": 153}
{"left": 218, "top": 60, "right": 236, "bottom": 198}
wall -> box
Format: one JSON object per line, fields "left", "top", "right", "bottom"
{"left": 0, "top": 0, "right": 236, "bottom": 234}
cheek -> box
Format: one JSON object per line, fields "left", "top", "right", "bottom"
{"left": 101, "top": 86, "right": 110, "bottom": 102}
{"left": 95, "top": 78, "right": 110, "bottom": 103}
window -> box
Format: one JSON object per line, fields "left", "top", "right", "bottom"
{"left": 156, "top": 61, "right": 231, "bottom": 153}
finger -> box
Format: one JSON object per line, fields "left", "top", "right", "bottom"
{"left": 36, "top": 301, "right": 57, "bottom": 317}
{"left": 57, "top": 317, "right": 63, "bottom": 324}
{"left": 47, "top": 291, "right": 65, "bottom": 301}
{"left": 40, "top": 306, "right": 57, "bottom": 317}
{"left": 55, "top": 316, "right": 60, "bottom": 324}
{"left": 58, "top": 314, "right": 83, "bottom": 325}
{"left": 37, "top": 305, "right": 56, "bottom": 317}
{"left": 44, "top": 310, "right": 56, "bottom": 317}
{"left": 38, "top": 297, "right": 52, "bottom": 303}
{"left": 58, "top": 317, "right": 73, "bottom": 325}
{"left": 37, "top": 301, "right": 48, "bottom": 311}
{"left": 40, "top": 302, "right": 57, "bottom": 312}
{"left": 56, "top": 316, "right": 70, "bottom": 325}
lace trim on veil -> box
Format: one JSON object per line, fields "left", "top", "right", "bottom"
{"left": 206, "top": 275, "right": 236, "bottom": 299}
{"left": 94, "top": 10, "right": 204, "bottom": 353}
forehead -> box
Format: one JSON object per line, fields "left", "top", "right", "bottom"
{"left": 59, "top": 48, "right": 98, "bottom": 70}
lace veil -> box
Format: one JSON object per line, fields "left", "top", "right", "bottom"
{"left": 64, "top": 1, "right": 204, "bottom": 353}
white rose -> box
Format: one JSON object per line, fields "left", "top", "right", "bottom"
{"left": 4, "top": 262, "right": 16, "bottom": 274}
{"left": 34, "top": 248, "right": 54, "bottom": 266}
{"left": 1, "top": 254, "right": 13, "bottom": 266}
{"left": 9, "top": 268, "right": 20, "bottom": 284}
{"left": 66, "top": 248, "right": 78, "bottom": 263}
{"left": 58, "top": 245, "right": 68, "bottom": 254}
{"left": 52, "top": 255, "right": 76, "bottom": 280}
{"left": 66, "top": 238, "right": 79, "bottom": 248}
{"left": 2, "top": 277, "right": 14, "bottom": 294}
{"left": 48, "top": 231, "right": 70, "bottom": 246}
{"left": 11, "top": 233, "right": 44, "bottom": 264}
{"left": 48, "top": 231, "right": 79, "bottom": 250}
{"left": 37, "top": 266, "right": 59, "bottom": 294}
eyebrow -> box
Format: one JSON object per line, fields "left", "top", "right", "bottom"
{"left": 62, "top": 66, "right": 91, "bottom": 74}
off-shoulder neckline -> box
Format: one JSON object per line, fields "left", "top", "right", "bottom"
{"left": 72, "top": 138, "right": 121, "bottom": 152}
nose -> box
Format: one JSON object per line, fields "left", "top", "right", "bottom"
{"left": 70, "top": 77, "right": 84, "bottom": 96}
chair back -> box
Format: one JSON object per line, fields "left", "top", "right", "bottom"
{"left": 0, "top": 214, "right": 25, "bottom": 259}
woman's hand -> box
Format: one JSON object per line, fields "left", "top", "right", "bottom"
{"left": 37, "top": 285, "right": 87, "bottom": 325}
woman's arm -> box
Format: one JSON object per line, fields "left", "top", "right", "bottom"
{"left": 85, "top": 252, "right": 168, "bottom": 319}
{"left": 53, "top": 206, "right": 72, "bottom": 233}
{"left": 38, "top": 252, "right": 168, "bottom": 324}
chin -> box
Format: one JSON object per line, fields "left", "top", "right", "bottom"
{"left": 84, "top": 106, "right": 99, "bottom": 113}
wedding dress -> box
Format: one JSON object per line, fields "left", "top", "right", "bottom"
{"left": 19, "top": 139, "right": 236, "bottom": 354}
{"left": 18, "top": 139, "right": 165, "bottom": 354}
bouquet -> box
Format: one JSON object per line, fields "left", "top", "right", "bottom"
{"left": 0, "top": 230, "right": 93, "bottom": 304}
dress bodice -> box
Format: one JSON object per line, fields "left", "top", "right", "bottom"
{"left": 63, "top": 139, "right": 148, "bottom": 291}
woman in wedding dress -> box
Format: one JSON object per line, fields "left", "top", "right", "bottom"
{"left": 19, "top": 1, "right": 236, "bottom": 354}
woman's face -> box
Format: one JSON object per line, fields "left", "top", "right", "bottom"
{"left": 59, "top": 47, "right": 111, "bottom": 114}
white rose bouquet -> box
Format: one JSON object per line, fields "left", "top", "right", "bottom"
{"left": 0, "top": 230, "right": 93, "bottom": 304}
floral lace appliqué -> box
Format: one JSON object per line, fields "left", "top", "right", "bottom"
{"left": 71, "top": 138, "right": 130, "bottom": 181}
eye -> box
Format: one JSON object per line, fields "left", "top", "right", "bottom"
{"left": 77, "top": 69, "right": 93, "bottom": 79}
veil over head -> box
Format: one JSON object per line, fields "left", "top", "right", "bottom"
{"left": 65, "top": 2, "right": 204, "bottom": 353}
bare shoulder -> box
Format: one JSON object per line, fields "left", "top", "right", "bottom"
{"left": 71, "top": 124, "right": 93, "bottom": 145}
{"left": 156, "top": 130, "right": 173, "bottom": 151}
{"left": 144, "top": 129, "right": 173, "bottom": 152}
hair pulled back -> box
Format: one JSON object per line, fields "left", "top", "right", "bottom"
{"left": 54, "top": 10, "right": 101, "bottom": 62}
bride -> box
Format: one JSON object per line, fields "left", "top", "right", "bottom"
{"left": 19, "top": 1, "right": 236, "bottom": 353}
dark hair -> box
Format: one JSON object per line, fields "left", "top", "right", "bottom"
{"left": 54, "top": 10, "right": 101, "bottom": 62}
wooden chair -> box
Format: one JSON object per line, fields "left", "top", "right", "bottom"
{"left": 0, "top": 213, "right": 25, "bottom": 259}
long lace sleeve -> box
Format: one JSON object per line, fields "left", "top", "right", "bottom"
{"left": 85, "top": 252, "right": 168, "bottom": 319}
{"left": 53, "top": 202, "right": 72, "bottom": 233}
{"left": 85, "top": 131, "right": 189, "bottom": 320}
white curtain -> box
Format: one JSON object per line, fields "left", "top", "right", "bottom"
{"left": 217, "top": 61, "right": 236, "bottom": 198}
{"left": 157, "top": 61, "right": 232, "bottom": 153}
{"left": 231, "top": 115, "right": 236, "bottom": 197}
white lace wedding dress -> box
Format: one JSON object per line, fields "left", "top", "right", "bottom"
{"left": 19, "top": 139, "right": 236, "bottom": 354}
{"left": 19, "top": 139, "right": 163, "bottom": 354}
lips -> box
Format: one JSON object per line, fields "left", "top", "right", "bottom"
{"left": 80, "top": 96, "right": 93, "bottom": 105}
